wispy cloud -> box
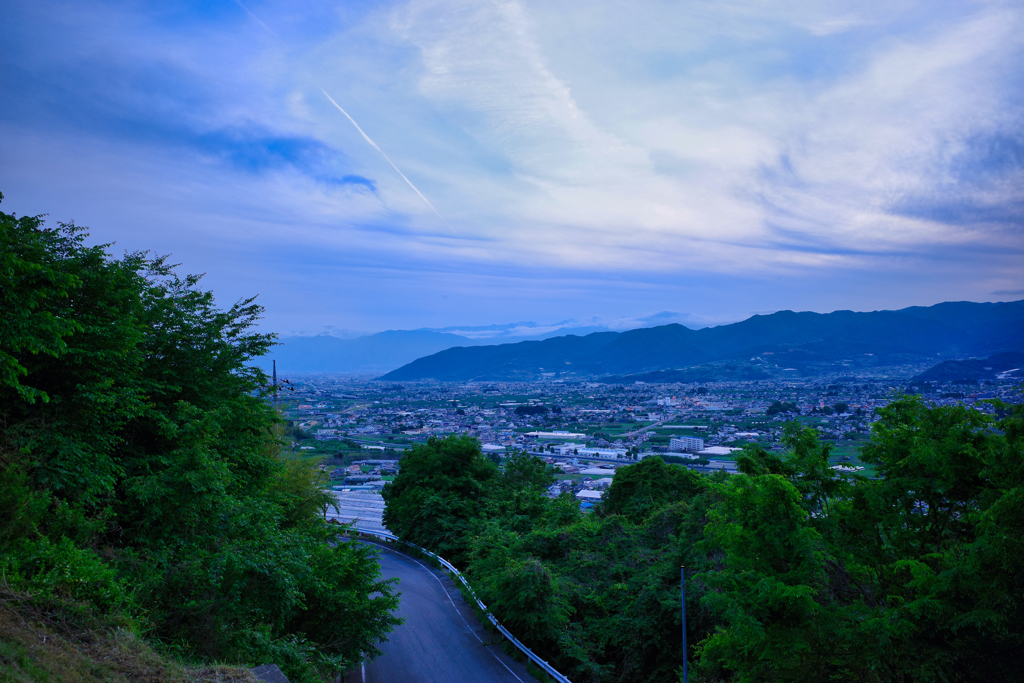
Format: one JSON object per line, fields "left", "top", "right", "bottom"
{"left": 1, "top": 0, "right": 1021, "bottom": 333}
{"left": 319, "top": 87, "right": 455, "bottom": 233}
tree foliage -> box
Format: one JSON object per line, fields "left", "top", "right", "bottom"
{"left": 0, "top": 199, "right": 400, "bottom": 682}
{"left": 382, "top": 392, "right": 1024, "bottom": 682}
{"left": 766, "top": 400, "right": 799, "bottom": 415}
{"left": 515, "top": 404, "right": 549, "bottom": 416}
{"left": 382, "top": 435, "right": 499, "bottom": 563}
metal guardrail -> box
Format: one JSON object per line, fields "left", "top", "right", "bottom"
{"left": 350, "top": 527, "right": 573, "bottom": 683}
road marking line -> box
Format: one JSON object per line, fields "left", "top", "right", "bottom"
{"left": 367, "top": 542, "right": 528, "bottom": 683}
{"left": 403, "top": 555, "right": 526, "bottom": 683}
{"left": 405, "top": 557, "right": 483, "bottom": 642}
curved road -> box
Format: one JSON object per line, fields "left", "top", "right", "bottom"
{"left": 353, "top": 544, "right": 539, "bottom": 683}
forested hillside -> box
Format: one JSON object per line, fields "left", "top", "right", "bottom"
{"left": 0, "top": 196, "right": 400, "bottom": 682}
{"left": 382, "top": 302, "right": 1024, "bottom": 381}
{"left": 383, "top": 400, "right": 1024, "bottom": 682}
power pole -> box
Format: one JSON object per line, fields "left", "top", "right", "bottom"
{"left": 272, "top": 359, "right": 277, "bottom": 408}
{"left": 682, "top": 566, "right": 688, "bottom": 683}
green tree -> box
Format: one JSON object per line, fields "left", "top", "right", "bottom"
{"left": 0, "top": 193, "right": 82, "bottom": 404}
{"left": 602, "top": 456, "right": 705, "bottom": 522}
{"left": 487, "top": 452, "right": 554, "bottom": 532}
{"left": 695, "top": 473, "right": 839, "bottom": 682}
{"left": 766, "top": 400, "right": 799, "bottom": 416}
{"left": 0, "top": 201, "right": 400, "bottom": 682}
{"left": 382, "top": 435, "right": 498, "bottom": 562}
{"left": 849, "top": 397, "right": 1024, "bottom": 680}
{"left": 697, "top": 427, "right": 885, "bottom": 682}
{"left": 515, "top": 405, "right": 548, "bottom": 416}
{"left": 695, "top": 398, "right": 1024, "bottom": 682}
{"left": 468, "top": 522, "right": 570, "bottom": 640}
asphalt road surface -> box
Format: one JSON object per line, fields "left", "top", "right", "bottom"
{"left": 351, "top": 544, "right": 539, "bottom": 683}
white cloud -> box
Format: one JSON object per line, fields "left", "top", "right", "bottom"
{"left": 3, "top": 0, "right": 1022, "bottom": 332}
{"left": 362, "top": 0, "right": 1023, "bottom": 273}
{"left": 756, "top": 6, "right": 1024, "bottom": 251}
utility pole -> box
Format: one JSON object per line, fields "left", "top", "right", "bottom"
{"left": 272, "top": 359, "right": 277, "bottom": 408}
{"left": 682, "top": 566, "right": 688, "bottom": 683}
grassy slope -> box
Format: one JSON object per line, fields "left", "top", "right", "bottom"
{"left": 0, "top": 592, "right": 258, "bottom": 683}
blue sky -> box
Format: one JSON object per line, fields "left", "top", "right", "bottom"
{"left": 2, "top": 0, "right": 1022, "bottom": 336}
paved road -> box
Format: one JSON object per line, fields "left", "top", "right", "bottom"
{"left": 621, "top": 418, "right": 667, "bottom": 438}
{"left": 351, "top": 544, "right": 538, "bottom": 683}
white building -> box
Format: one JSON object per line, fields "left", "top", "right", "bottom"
{"left": 577, "top": 447, "right": 628, "bottom": 459}
{"left": 669, "top": 436, "right": 705, "bottom": 452}
{"left": 526, "top": 431, "right": 587, "bottom": 440}
{"left": 698, "top": 446, "right": 740, "bottom": 457}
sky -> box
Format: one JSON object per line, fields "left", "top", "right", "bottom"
{"left": 1, "top": 0, "right": 1022, "bottom": 337}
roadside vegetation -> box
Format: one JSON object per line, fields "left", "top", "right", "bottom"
{"left": 383, "top": 400, "right": 1024, "bottom": 682}
{"left": 0, "top": 197, "right": 400, "bottom": 683}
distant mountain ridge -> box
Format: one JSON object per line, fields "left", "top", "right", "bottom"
{"left": 911, "top": 352, "right": 1024, "bottom": 384}
{"left": 258, "top": 322, "right": 624, "bottom": 374}
{"left": 379, "top": 300, "right": 1024, "bottom": 381}
{"left": 254, "top": 329, "right": 484, "bottom": 374}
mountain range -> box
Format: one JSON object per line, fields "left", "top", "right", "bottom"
{"left": 910, "top": 352, "right": 1024, "bottom": 384}
{"left": 257, "top": 320, "right": 649, "bottom": 374}
{"left": 379, "top": 300, "right": 1024, "bottom": 381}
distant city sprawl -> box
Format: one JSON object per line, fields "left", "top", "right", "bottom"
{"left": 272, "top": 365, "right": 1022, "bottom": 491}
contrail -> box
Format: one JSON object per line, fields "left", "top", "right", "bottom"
{"left": 233, "top": 0, "right": 456, "bottom": 236}
{"left": 319, "top": 88, "right": 456, "bottom": 235}
{"left": 232, "top": 0, "right": 281, "bottom": 40}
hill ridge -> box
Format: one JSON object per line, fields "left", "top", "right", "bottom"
{"left": 380, "top": 300, "right": 1024, "bottom": 381}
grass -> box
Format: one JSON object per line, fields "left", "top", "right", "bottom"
{"left": 0, "top": 590, "right": 258, "bottom": 683}
{"left": 829, "top": 443, "right": 864, "bottom": 462}
{"left": 525, "top": 659, "right": 557, "bottom": 683}
{"left": 826, "top": 442, "right": 878, "bottom": 477}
